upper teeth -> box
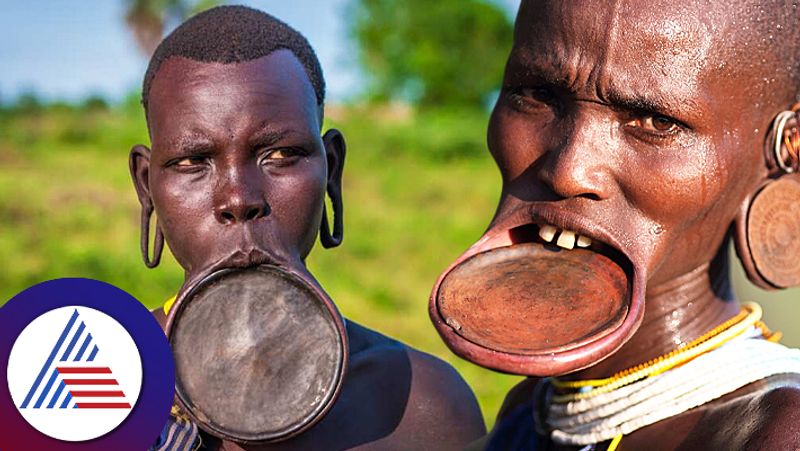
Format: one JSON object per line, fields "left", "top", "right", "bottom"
{"left": 538, "top": 225, "right": 593, "bottom": 250}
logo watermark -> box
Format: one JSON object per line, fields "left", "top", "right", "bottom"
{"left": 8, "top": 306, "right": 142, "bottom": 441}
{"left": 0, "top": 279, "right": 174, "bottom": 451}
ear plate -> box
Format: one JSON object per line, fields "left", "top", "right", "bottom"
{"left": 736, "top": 176, "right": 800, "bottom": 289}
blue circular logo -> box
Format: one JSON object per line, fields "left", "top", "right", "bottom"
{"left": 0, "top": 278, "right": 175, "bottom": 451}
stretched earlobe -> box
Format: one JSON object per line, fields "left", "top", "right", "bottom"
{"left": 733, "top": 105, "right": 800, "bottom": 289}
{"left": 140, "top": 203, "right": 165, "bottom": 268}
{"left": 320, "top": 130, "right": 346, "bottom": 249}
{"left": 320, "top": 201, "right": 343, "bottom": 249}
{"left": 766, "top": 105, "right": 800, "bottom": 174}
{"left": 129, "top": 144, "right": 164, "bottom": 267}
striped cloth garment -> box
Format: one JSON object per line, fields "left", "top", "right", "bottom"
{"left": 149, "top": 408, "right": 203, "bottom": 451}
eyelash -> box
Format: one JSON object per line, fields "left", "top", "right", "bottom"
{"left": 168, "top": 155, "right": 209, "bottom": 172}
{"left": 623, "top": 114, "right": 686, "bottom": 142}
{"left": 507, "top": 86, "right": 686, "bottom": 141}
{"left": 258, "top": 147, "right": 307, "bottom": 166}
{"left": 166, "top": 146, "right": 310, "bottom": 171}
{"left": 507, "top": 86, "right": 559, "bottom": 112}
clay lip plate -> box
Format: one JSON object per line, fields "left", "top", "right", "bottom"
{"left": 166, "top": 265, "right": 349, "bottom": 444}
{"left": 430, "top": 223, "right": 645, "bottom": 377}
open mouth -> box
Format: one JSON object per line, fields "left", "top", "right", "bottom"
{"left": 430, "top": 214, "right": 644, "bottom": 376}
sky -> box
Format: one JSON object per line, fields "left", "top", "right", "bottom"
{"left": 0, "top": 0, "right": 518, "bottom": 104}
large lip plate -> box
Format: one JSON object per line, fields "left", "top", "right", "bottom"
{"left": 430, "top": 224, "right": 645, "bottom": 376}
{"left": 437, "top": 242, "right": 630, "bottom": 355}
{"left": 165, "top": 265, "right": 349, "bottom": 444}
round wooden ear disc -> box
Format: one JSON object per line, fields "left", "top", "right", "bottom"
{"left": 168, "top": 266, "right": 347, "bottom": 444}
{"left": 746, "top": 177, "right": 800, "bottom": 288}
{"left": 437, "top": 242, "right": 629, "bottom": 355}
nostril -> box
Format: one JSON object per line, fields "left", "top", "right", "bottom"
{"left": 220, "top": 211, "right": 236, "bottom": 223}
{"left": 245, "top": 207, "right": 262, "bottom": 221}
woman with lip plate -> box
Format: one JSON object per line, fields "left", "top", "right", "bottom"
{"left": 428, "top": 0, "right": 800, "bottom": 450}
{"left": 130, "top": 6, "right": 484, "bottom": 451}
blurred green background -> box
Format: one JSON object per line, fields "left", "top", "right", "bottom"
{"left": 1, "top": 0, "right": 798, "bottom": 430}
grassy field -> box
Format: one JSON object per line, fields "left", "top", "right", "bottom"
{"left": 1, "top": 100, "right": 798, "bottom": 427}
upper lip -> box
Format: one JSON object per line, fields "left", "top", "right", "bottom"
{"left": 217, "top": 247, "right": 282, "bottom": 270}
{"left": 492, "top": 202, "right": 630, "bottom": 262}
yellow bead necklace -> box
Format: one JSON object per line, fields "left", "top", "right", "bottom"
{"left": 550, "top": 302, "right": 779, "bottom": 403}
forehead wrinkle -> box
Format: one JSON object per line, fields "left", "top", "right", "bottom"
{"left": 595, "top": 1, "right": 714, "bottom": 120}
{"left": 514, "top": 0, "right": 710, "bottom": 117}
{"left": 515, "top": 0, "right": 619, "bottom": 93}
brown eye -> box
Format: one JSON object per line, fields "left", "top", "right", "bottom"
{"left": 175, "top": 156, "right": 207, "bottom": 166}
{"left": 651, "top": 116, "right": 677, "bottom": 132}
{"left": 627, "top": 115, "right": 679, "bottom": 134}
{"left": 264, "top": 149, "right": 291, "bottom": 160}
{"left": 260, "top": 148, "right": 306, "bottom": 166}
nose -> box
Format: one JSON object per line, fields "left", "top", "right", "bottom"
{"left": 213, "top": 165, "right": 270, "bottom": 225}
{"left": 538, "top": 111, "right": 615, "bottom": 201}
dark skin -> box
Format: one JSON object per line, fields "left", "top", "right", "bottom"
{"left": 130, "top": 50, "right": 485, "bottom": 450}
{"left": 480, "top": 0, "right": 800, "bottom": 449}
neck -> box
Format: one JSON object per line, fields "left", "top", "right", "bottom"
{"left": 569, "top": 248, "right": 740, "bottom": 380}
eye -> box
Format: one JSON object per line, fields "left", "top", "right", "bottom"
{"left": 173, "top": 156, "right": 208, "bottom": 167}
{"left": 626, "top": 115, "right": 680, "bottom": 134}
{"left": 259, "top": 147, "right": 306, "bottom": 165}
{"left": 262, "top": 148, "right": 294, "bottom": 160}
{"left": 508, "top": 86, "right": 559, "bottom": 111}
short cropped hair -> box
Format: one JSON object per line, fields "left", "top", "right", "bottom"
{"left": 142, "top": 5, "right": 325, "bottom": 112}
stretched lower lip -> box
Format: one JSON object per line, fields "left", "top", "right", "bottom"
{"left": 166, "top": 265, "right": 349, "bottom": 444}
{"left": 429, "top": 221, "right": 644, "bottom": 376}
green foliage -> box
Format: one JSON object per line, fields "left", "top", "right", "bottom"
{"left": 0, "top": 103, "right": 519, "bottom": 426}
{"left": 2, "top": 103, "right": 799, "bottom": 428}
{"left": 124, "top": 0, "right": 223, "bottom": 55}
{"left": 349, "top": 0, "right": 512, "bottom": 108}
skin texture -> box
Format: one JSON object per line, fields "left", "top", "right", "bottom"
{"left": 131, "top": 51, "right": 485, "bottom": 450}
{"left": 478, "top": 0, "right": 800, "bottom": 448}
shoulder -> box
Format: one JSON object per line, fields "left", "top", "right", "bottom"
{"left": 405, "top": 346, "right": 484, "bottom": 424}
{"left": 150, "top": 306, "right": 167, "bottom": 332}
{"left": 737, "top": 377, "right": 800, "bottom": 448}
{"left": 496, "top": 377, "right": 539, "bottom": 422}
{"left": 345, "top": 320, "right": 486, "bottom": 448}
{"left": 682, "top": 374, "right": 800, "bottom": 450}
{"left": 408, "top": 347, "right": 487, "bottom": 447}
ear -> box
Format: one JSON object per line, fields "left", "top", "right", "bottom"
{"left": 130, "top": 144, "right": 165, "bottom": 268}
{"left": 129, "top": 144, "right": 153, "bottom": 208}
{"left": 320, "top": 129, "right": 346, "bottom": 248}
{"left": 765, "top": 106, "right": 800, "bottom": 175}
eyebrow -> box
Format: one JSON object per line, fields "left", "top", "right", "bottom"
{"left": 604, "top": 89, "right": 701, "bottom": 120}
{"left": 508, "top": 51, "right": 702, "bottom": 120}
{"left": 164, "top": 126, "right": 297, "bottom": 155}
{"left": 248, "top": 126, "right": 292, "bottom": 148}
{"left": 166, "top": 132, "right": 215, "bottom": 154}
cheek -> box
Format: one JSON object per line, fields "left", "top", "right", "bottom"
{"left": 624, "top": 137, "right": 761, "bottom": 279}
{"left": 622, "top": 140, "right": 732, "bottom": 227}
{"left": 268, "top": 164, "right": 326, "bottom": 249}
{"left": 150, "top": 177, "right": 210, "bottom": 268}
{"left": 488, "top": 106, "right": 546, "bottom": 180}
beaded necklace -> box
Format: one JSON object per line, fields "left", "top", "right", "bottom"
{"left": 540, "top": 302, "right": 795, "bottom": 448}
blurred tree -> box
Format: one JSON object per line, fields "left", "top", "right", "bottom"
{"left": 349, "top": 0, "right": 513, "bottom": 108}
{"left": 124, "top": 0, "right": 222, "bottom": 56}
{"left": 14, "top": 91, "right": 43, "bottom": 113}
